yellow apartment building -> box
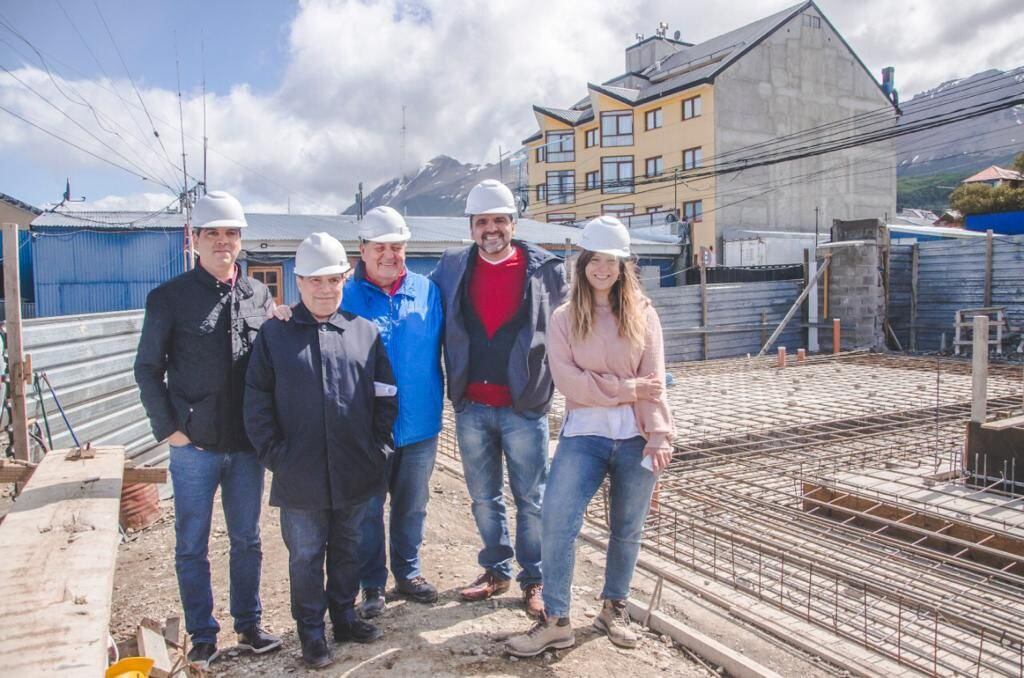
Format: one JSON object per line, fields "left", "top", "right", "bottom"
{"left": 522, "top": 1, "right": 897, "bottom": 266}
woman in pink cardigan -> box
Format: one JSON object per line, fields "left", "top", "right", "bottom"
{"left": 506, "top": 216, "right": 673, "bottom": 658}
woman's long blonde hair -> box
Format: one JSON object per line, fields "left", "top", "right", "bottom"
{"left": 569, "top": 251, "right": 648, "bottom": 347}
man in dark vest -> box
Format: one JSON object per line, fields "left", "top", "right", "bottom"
{"left": 430, "top": 180, "right": 568, "bottom": 618}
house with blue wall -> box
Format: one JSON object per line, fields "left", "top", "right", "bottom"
{"left": 29, "top": 211, "right": 681, "bottom": 317}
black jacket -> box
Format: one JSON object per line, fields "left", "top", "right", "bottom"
{"left": 134, "top": 264, "right": 274, "bottom": 451}
{"left": 430, "top": 240, "right": 568, "bottom": 418}
{"left": 244, "top": 304, "right": 398, "bottom": 509}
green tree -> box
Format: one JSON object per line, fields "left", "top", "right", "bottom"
{"left": 1013, "top": 152, "right": 1024, "bottom": 175}
{"left": 949, "top": 182, "right": 1024, "bottom": 215}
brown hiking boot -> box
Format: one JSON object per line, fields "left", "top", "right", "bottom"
{"left": 523, "top": 583, "right": 544, "bottom": 619}
{"left": 594, "top": 599, "right": 639, "bottom": 648}
{"left": 459, "top": 571, "right": 511, "bottom": 601}
{"left": 505, "top": 617, "right": 575, "bottom": 658}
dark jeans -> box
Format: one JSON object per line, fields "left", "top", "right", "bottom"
{"left": 454, "top": 403, "right": 548, "bottom": 588}
{"left": 359, "top": 436, "right": 438, "bottom": 589}
{"left": 541, "top": 435, "right": 656, "bottom": 618}
{"left": 169, "top": 443, "right": 265, "bottom": 644}
{"left": 280, "top": 502, "right": 368, "bottom": 643}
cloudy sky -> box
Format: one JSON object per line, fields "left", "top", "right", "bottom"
{"left": 0, "top": 0, "right": 1022, "bottom": 213}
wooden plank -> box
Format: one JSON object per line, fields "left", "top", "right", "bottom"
{"left": 3, "top": 222, "right": 30, "bottom": 462}
{"left": 626, "top": 598, "right": 784, "bottom": 678}
{"left": 137, "top": 618, "right": 173, "bottom": 678}
{"left": 0, "top": 445, "right": 125, "bottom": 676}
{"left": 0, "top": 464, "right": 166, "bottom": 485}
{"left": 756, "top": 256, "right": 830, "bottom": 357}
{"left": 982, "top": 414, "right": 1024, "bottom": 431}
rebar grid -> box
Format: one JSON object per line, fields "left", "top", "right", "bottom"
{"left": 436, "top": 353, "right": 1024, "bottom": 675}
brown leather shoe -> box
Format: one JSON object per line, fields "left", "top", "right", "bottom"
{"left": 459, "top": 571, "right": 511, "bottom": 601}
{"left": 523, "top": 583, "right": 544, "bottom": 619}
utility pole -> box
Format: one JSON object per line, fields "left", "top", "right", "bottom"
{"left": 201, "top": 35, "right": 208, "bottom": 193}
{"left": 808, "top": 206, "right": 821, "bottom": 352}
{"left": 498, "top": 145, "right": 504, "bottom": 182}
{"left": 356, "top": 183, "right": 364, "bottom": 220}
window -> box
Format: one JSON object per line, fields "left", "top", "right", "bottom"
{"left": 601, "top": 111, "right": 633, "bottom": 147}
{"left": 683, "top": 200, "right": 703, "bottom": 222}
{"left": 646, "top": 206, "right": 663, "bottom": 214}
{"left": 547, "top": 213, "right": 575, "bottom": 224}
{"left": 536, "top": 146, "right": 545, "bottom": 163}
{"left": 644, "top": 156, "right": 663, "bottom": 178}
{"left": 546, "top": 170, "right": 575, "bottom": 204}
{"left": 601, "top": 156, "right": 634, "bottom": 194}
{"left": 601, "top": 203, "right": 635, "bottom": 218}
{"left": 537, "top": 184, "right": 547, "bottom": 202}
{"left": 250, "top": 265, "right": 284, "bottom": 305}
{"left": 682, "top": 146, "right": 703, "bottom": 170}
{"left": 585, "top": 170, "right": 600, "bottom": 190}
{"left": 584, "top": 128, "right": 598, "bottom": 148}
{"left": 682, "top": 95, "right": 702, "bottom": 120}
{"left": 644, "top": 108, "right": 663, "bottom": 131}
{"left": 802, "top": 14, "right": 821, "bottom": 28}
{"left": 545, "top": 131, "right": 575, "bottom": 163}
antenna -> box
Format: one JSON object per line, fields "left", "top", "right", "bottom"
{"left": 400, "top": 104, "right": 407, "bottom": 180}
{"left": 46, "top": 177, "right": 85, "bottom": 212}
{"left": 201, "top": 32, "right": 208, "bottom": 193}
{"left": 175, "top": 54, "right": 188, "bottom": 210}
{"left": 634, "top": 32, "right": 644, "bottom": 42}
{"left": 656, "top": 21, "right": 668, "bottom": 38}
{"left": 673, "top": 30, "right": 681, "bottom": 41}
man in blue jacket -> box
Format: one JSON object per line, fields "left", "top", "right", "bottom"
{"left": 345, "top": 206, "right": 444, "bottom": 617}
{"left": 245, "top": 232, "right": 398, "bottom": 670}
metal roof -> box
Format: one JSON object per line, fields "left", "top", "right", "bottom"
{"left": 32, "top": 211, "right": 680, "bottom": 255}
{"left": 962, "top": 166, "right": 1024, "bottom": 183}
{"left": 0, "top": 192, "right": 42, "bottom": 215}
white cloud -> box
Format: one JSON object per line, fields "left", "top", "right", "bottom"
{"left": 1, "top": 0, "right": 1022, "bottom": 212}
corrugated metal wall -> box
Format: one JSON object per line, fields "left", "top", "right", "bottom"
{"left": 649, "top": 280, "right": 803, "bottom": 362}
{"left": 6, "top": 310, "right": 165, "bottom": 466}
{"left": 32, "top": 228, "right": 185, "bottom": 317}
{"left": 909, "top": 235, "right": 1024, "bottom": 351}
{"left": 887, "top": 244, "right": 913, "bottom": 349}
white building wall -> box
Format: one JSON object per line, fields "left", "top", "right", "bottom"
{"left": 713, "top": 6, "right": 897, "bottom": 264}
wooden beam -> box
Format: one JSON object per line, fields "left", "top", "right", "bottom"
{"left": 756, "top": 255, "right": 830, "bottom": 357}
{"left": 3, "top": 222, "right": 30, "bottom": 462}
{"left": 981, "top": 414, "right": 1024, "bottom": 431}
{"left": 0, "top": 463, "right": 167, "bottom": 485}
{"left": 137, "top": 618, "right": 173, "bottom": 678}
{"left": 0, "top": 445, "right": 125, "bottom": 676}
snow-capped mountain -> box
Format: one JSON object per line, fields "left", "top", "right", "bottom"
{"left": 343, "top": 155, "right": 511, "bottom": 216}
{"left": 896, "top": 67, "right": 1024, "bottom": 177}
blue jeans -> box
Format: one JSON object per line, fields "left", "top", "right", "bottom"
{"left": 358, "top": 436, "right": 438, "bottom": 589}
{"left": 169, "top": 444, "right": 265, "bottom": 644}
{"left": 280, "top": 502, "right": 367, "bottom": 643}
{"left": 455, "top": 403, "right": 548, "bottom": 588}
{"left": 541, "top": 435, "right": 656, "bottom": 618}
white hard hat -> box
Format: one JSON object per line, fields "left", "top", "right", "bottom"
{"left": 580, "top": 216, "right": 631, "bottom": 258}
{"left": 359, "top": 206, "right": 411, "bottom": 242}
{"left": 465, "top": 179, "right": 517, "bottom": 217}
{"left": 193, "top": 190, "right": 247, "bottom": 229}
{"left": 294, "top": 232, "right": 351, "bottom": 276}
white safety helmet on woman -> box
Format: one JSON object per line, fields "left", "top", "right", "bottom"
{"left": 580, "top": 216, "right": 631, "bottom": 258}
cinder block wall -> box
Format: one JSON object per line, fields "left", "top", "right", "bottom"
{"left": 822, "top": 219, "right": 887, "bottom": 350}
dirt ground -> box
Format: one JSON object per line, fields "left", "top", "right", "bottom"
{"left": 111, "top": 464, "right": 713, "bottom": 677}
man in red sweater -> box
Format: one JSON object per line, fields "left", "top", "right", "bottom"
{"left": 429, "top": 180, "right": 568, "bottom": 619}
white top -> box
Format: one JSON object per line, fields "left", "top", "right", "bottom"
{"left": 561, "top": 404, "right": 642, "bottom": 440}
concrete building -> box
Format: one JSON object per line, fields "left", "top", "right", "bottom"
{"left": 28, "top": 211, "right": 679, "bottom": 317}
{"left": 522, "top": 1, "right": 897, "bottom": 266}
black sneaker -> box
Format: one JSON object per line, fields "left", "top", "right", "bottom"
{"left": 301, "top": 635, "right": 333, "bottom": 669}
{"left": 396, "top": 576, "right": 439, "bottom": 604}
{"left": 358, "top": 587, "right": 386, "bottom": 619}
{"left": 187, "top": 641, "right": 220, "bottom": 670}
{"left": 334, "top": 618, "right": 383, "bottom": 644}
{"left": 237, "top": 626, "right": 283, "bottom": 654}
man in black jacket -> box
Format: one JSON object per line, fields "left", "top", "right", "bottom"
{"left": 430, "top": 180, "right": 568, "bottom": 618}
{"left": 245, "top": 232, "right": 398, "bottom": 670}
{"left": 134, "top": 191, "right": 281, "bottom": 669}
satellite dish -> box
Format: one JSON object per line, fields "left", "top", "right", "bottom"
{"left": 664, "top": 212, "right": 678, "bottom": 223}
{"left": 673, "top": 30, "right": 681, "bottom": 40}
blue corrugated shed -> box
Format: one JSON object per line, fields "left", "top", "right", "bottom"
{"left": 965, "top": 211, "right": 1024, "bottom": 235}
{"left": 32, "top": 227, "right": 185, "bottom": 317}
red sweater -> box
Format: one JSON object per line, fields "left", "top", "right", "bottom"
{"left": 465, "top": 248, "right": 526, "bottom": 406}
